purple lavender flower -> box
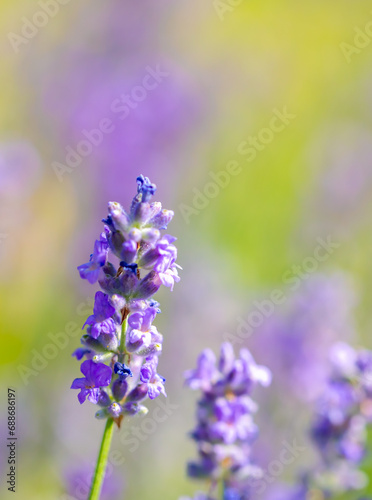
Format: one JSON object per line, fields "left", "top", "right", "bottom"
{"left": 279, "top": 342, "right": 372, "bottom": 498}
{"left": 83, "top": 291, "right": 117, "bottom": 339}
{"left": 72, "top": 347, "right": 94, "bottom": 361}
{"left": 64, "top": 463, "right": 124, "bottom": 500}
{"left": 72, "top": 176, "right": 179, "bottom": 421}
{"left": 140, "top": 355, "right": 166, "bottom": 400}
{"left": 183, "top": 342, "right": 271, "bottom": 499}
{"left": 71, "top": 360, "right": 112, "bottom": 404}
{"left": 252, "top": 273, "right": 356, "bottom": 402}
{"left": 78, "top": 234, "right": 109, "bottom": 284}
{"left": 126, "top": 304, "right": 162, "bottom": 353}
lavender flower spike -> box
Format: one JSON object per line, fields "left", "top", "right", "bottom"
{"left": 71, "top": 176, "right": 180, "bottom": 499}
{"left": 280, "top": 341, "right": 372, "bottom": 499}
{"left": 182, "top": 342, "right": 271, "bottom": 500}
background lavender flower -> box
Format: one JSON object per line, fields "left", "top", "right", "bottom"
{"left": 183, "top": 342, "right": 271, "bottom": 500}
{"left": 301, "top": 123, "right": 372, "bottom": 243}
{"left": 270, "top": 342, "right": 372, "bottom": 499}
{"left": 64, "top": 463, "right": 124, "bottom": 500}
{"left": 252, "top": 272, "right": 356, "bottom": 402}
{"left": 307, "top": 342, "right": 372, "bottom": 495}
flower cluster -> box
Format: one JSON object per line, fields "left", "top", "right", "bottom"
{"left": 308, "top": 342, "right": 372, "bottom": 495}
{"left": 276, "top": 342, "right": 372, "bottom": 500}
{"left": 183, "top": 342, "right": 272, "bottom": 500}
{"left": 71, "top": 175, "right": 180, "bottom": 423}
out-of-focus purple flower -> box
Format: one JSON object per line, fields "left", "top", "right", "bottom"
{"left": 64, "top": 462, "right": 124, "bottom": 500}
{"left": 183, "top": 342, "right": 270, "bottom": 499}
{"left": 83, "top": 291, "right": 116, "bottom": 339}
{"left": 280, "top": 342, "right": 372, "bottom": 498}
{"left": 185, "top": 349, "right": 219, "bottom": 392}
{"left": 252, "top": 273, "right": 356, "bottom": 402}
{"left": 303, "top": 123, "right": 372, "bottom": 241}
{"left": 71, "top": 360, "right": 112, "bottom": 404}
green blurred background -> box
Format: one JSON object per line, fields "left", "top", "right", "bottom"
{"left": 1, "top": 1, "right": 372, "bottom": 499}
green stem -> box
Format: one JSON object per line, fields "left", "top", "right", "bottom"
{"left": 88, "top": 418, "right": 115, "bottom": 500}
{"left": 119, "top": 316, "right": 128, "bottom": 362}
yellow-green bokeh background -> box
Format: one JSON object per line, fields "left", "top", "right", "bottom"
{"left": 1, "top": 1, "right": 372, "bottom": 499}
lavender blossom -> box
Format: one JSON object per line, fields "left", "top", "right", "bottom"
{"left": 64, "top": 463, "right": 124, "bottom": 500}
{"left": 71, "top": 360, "right": 112, "bottom": 405}
{"left": 252, "top": 273, "right": 356, "bottom": 402}
{"left": 307, "top": 342, "right": 372, "bottom": 495}
{"left": 182, "top": 342, "right": 271, "bottom": 500}
{"left": 71, "top": 176, "right": 180, "bottom": 424}
{"left": 276, "top": 342, "right": 372, "bottom": 499}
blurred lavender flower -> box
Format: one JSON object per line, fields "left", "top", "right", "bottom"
{"left": 252, "top": 273, "right": 356, "bottom": 402}
{"left": 271, "top": 342, "right": 372, "bottom": 500}
{"left": 182, "top": 342, "right": 271, "bottom": 500}
{"left": 308, "top": 342, "right": 372, "bottom": 495}
{"left": 64, "top": 463, "right": 124, "bottom": 500}
{"left": 302, "top": 124, "right": 372, "bottom": 241}
{"left": 0, "top": 140, "right": 41, "bottom": 270}
{"left": 29, "top": 0, "right": 199, "bottom": 201}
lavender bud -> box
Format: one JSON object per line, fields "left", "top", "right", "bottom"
{"left": 120, "top": 239, "right": 137, "bottom": 264}
{"left": 128, "top": 227, "right": 142, "bottom": 242}
{"left": 95, "top": 408, "right": 109, "bottom": 419}
{"left": 112, "top": 379, "right": 128, "bottom": 401}
{"left": 81, "top": 335, "right": 109, "bottom": 353}
{"left": 97, "top": 390, "right": 111, "bottom": 407}
{"left": 102, "top": 261, "right": 117, "bottom": 277}
{"left": 134, "top": 270, "right": 161, "bottom": 299}
{"left": 108, "top": 230, "right": 125, "bottom": 256}
{"left": 99, "top": 333, "right": 119, "bottom": 352}
{"left": 132, "top": 202, "right": 151, "bottom": 224}
{"left": 141, "top": 228, "right": 160, "bottom": 244}
{"left": 122, "top": 402, "right": 148, "bottom": 416}
{"left": 107, "top": 201, "right": 130, "bottom": 232}
{"left": 126, "top": 384, "right": 149, "bottom": 403}
{"left": 108, "top": 402, "right": 122, "bottom": 418}
{"left": 136, "top": 343, "right": 162, "bottom": 357}
{"left": 132, "top": 200, "right": 161, "bottom": 225}
{"left": 137, "top": 248, "right": 159, "bottom": 269}
{"left": 93, "top": 353, "right": 114, "bottom": 363}
{"left": 150, "top": 209, "right": 174, "bottom": 229}
{"left": 119, "top": 269, "right": 139, "bottom": 297}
